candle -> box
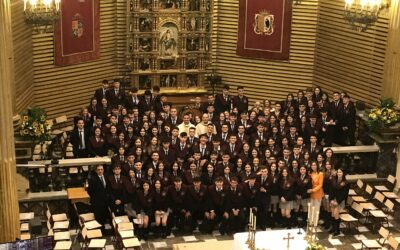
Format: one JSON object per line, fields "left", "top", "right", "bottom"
{"left": 307, "top": 203, "right": 311, "bottom": 220}
{"left": 309, "top": 206, "right": 314, "bottom": 224}
{"left": 24, "top": 0, "right": 27, "bottom": 11}
{"left": 254, "top": 216, "right": 257, "bottom": 229}
{"left": 314, "top": 211, "right": 320, "bottom": 226}
{"left": 249, "top": 208, "right": 253, "bottom": 227}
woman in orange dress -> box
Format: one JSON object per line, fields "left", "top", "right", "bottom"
{"left": 307, "top": 161, "right": 324, "bottom": 225}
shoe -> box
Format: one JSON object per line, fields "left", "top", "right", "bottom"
{"left": 334, "top": 219, "right": 341, "bottom": 236}
{"left": 286, "top": 218, "right": 292, "bottom": 229}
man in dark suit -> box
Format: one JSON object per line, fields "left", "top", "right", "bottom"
{"left": 328, "top": 91, "right": 342, "bottom": 143}
{"left": 227, "top": 113, "right": 239, "bottom": 134}
{"left": 167, "top": 177, "right": 188, "bottom": 232}
{"left": 232, "top": 86, "right": 249, "bottom": 115}
{"left": 242, "top": 174, "right": 259, "bottom": 213}
{"left": 94, "top": 80, "right": 109, "bottom": 102}
{"left": 218, "top": 123, "right": 231, "bottom": 146}
{"left": 237, "top": 124, "right": 250, "bottom": 144}
{"left": 215, "top": 153, "right": 234, "bottom": 176}
{"left": 88, "top": 165, "right": 110, "bottom": 228}
{"left": 205, "top": 105, "right": 219, "bottom": 123}
{"left": 158, "top": 139, "right": 177, "bottom": 169}
{"left": 176, "top": 132, "right": 192, "bottom": 161}
{"left": 226, "top": 176, "right": 245, "bottom": 233}
{"left": 166, "top": 107, "right": 182, "bottom": 126}
{"left": 320, "top": 108, "right": 335, "bottom": 147}
{"left": 187, "top": 127, "right": 199, "bottom": 146}
{"left": 303, "top": 115, "right": 322, "bottom": 144}
{"left": 126, "top": 87, "right": 141, "bottom": 110}
{"left": 154, "top": 94, "right": 168, "bottom": 114}
{"left": 70, "top": 118, "right": 89, "bottom": 158}
{"left": 106, "top": 81, "right": 126, "bottom": 107}
{"left": 185, "top": 177, "right": 208, "bottom": 232}
{"left": 328, "top": 91, "right": 343, "bottom": 121}
{"left": 306, "top": 135, "right": 323, "bottom": 161}
{"left": 337, "top": 95, "right": 356, "bottom": 145}
{"left": 214, "top": 85, "right": 232, "bottom": 115}
{"left": 251, "top": 123, "right": 268, "bottom": 147}
{"left": 256, "top": 167, "right": 272, "bottom": 229}
{"left": 192, "top": 134, "right": 211, "bottom": 160}
{"left": 139, "top": 89, "right": 155, "bottom": 116}
{"left": 221, "top": 134, "right": 240, "bottom": 164}
{"left": 108, "top": 165, "right": 127, "bottom": 216}
{"left": 205, "top": 177, "right": 230, "bottom": 235}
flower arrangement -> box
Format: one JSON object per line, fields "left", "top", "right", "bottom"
{"left": 19, "top": 107, "right": 52, "bottom": 142}
{"left": 368, "top": 98, "right": 398, "bottom": 132}
{"left": 305, "top": 241, "right": 325, "bottom": 250}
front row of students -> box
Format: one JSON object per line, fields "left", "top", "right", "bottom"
{"left": 88, "top": 164, "right": 350, "bottom": 240}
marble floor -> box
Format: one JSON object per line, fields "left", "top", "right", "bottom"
{"left": 67, "top": 212, "right": 400, "bottom": 250}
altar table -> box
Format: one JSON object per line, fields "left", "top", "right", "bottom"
{"left": 173, "top": 240, "right": 233, "bottom": 250}
{"left": 232, "top": 229, "right": 308, "bottom": 250}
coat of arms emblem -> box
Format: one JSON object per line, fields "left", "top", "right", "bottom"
{"left": 253, "top": 10, "right": 274, "bottom": 35}
{"left": 72, "top": 13, "right": 84, "bottom": 38}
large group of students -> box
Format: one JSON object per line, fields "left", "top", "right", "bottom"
{"left": 71, "top": 80, "right": 356, "bottom": 240}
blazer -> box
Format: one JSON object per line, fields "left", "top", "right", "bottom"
{"left": 88, "top": 175, "right": 109, "bottom": 206}
{"left": 70, "top": 128, "right": 90, "bottom": 155}
{"left": 310, "top": 171, "right": 324, "bottom": 200}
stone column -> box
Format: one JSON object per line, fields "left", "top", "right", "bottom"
{"left": 382, "top": 0, "right": 400, "bottom": 191}
{"left": 382, "top": 0, "right": 400, "bottom": 104}
{"left": 0, "top": 0, "right": 20, "bottom": 243}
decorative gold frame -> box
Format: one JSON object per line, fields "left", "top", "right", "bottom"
{"left": 126, "top": 0, "right": 212, "bottom": 89}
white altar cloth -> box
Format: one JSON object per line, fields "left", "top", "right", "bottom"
{"left": 232, "top": 229, "right": 308, "bottom": 250}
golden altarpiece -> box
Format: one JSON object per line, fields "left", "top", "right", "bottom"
{"left": 126, "top": 0, "right": 212, "bottom": 89}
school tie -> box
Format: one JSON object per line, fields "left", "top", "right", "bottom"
{"left": 100, "top": 176, "right": 106, "bottom": 188}
{"left": 79, "top": 130, "right": 83, "bottom": 149}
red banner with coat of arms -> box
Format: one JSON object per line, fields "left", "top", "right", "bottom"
{"left": 54, "top": 0, "right": 100, "bottom": 66}
{"left": 236, "top": 0, "right": 292, "bottom": 60}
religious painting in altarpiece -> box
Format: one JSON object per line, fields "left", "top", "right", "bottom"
{"left": 127, "top": 0, "right": 213, "bottom": 89}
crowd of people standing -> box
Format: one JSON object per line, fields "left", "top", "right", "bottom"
{"left": 70, "top": 81, "right": 355, "bottom": 239}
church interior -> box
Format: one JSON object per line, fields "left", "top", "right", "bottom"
{"left": 1, "top": 0, "right": 400, "bottom": 249}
